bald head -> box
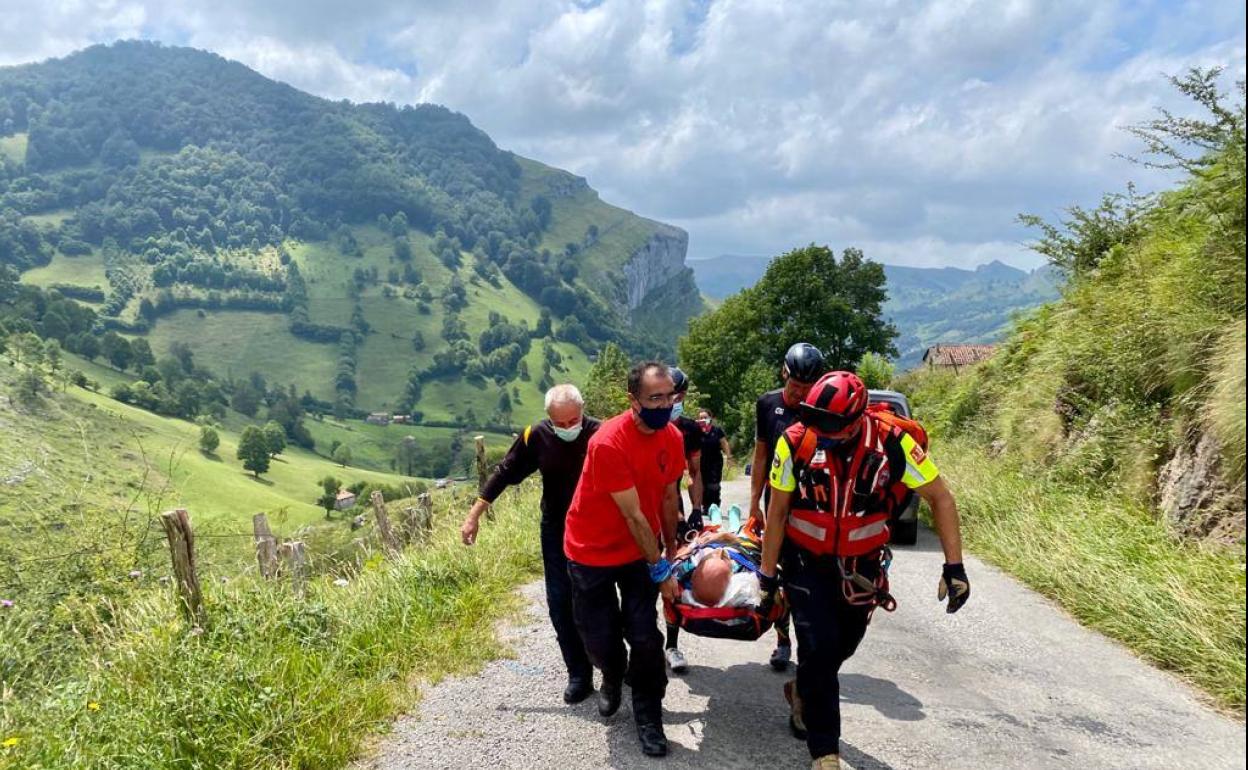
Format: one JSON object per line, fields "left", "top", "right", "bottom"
{"left": 691, "top": 552, "right": 733, "bottom": 606}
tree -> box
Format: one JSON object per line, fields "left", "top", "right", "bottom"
{"left": 237, "top": 426, "right": 271, "bottom": 477}
{"left": 583, "top": 342, "right": 631, "bottom": 418}
{"left": 262, "top": 420, "right": 287, "bottom": 457}
{"left": 316, "top": 475, "right": 341, "bottom": 518}
{"left": 332, "top": 443, "right": 353, "bottom": 467}
{"left": 231, "top": 382, "right": 261, "bottom": 417}
{"left": 496, "top": 389, "right": 513, "bottom": 424}
{"left": 101, "top": 332, "right": 133, "bottom": 371}
{"left": 396, "top": 435, "right": 420, "bottom": 476}
{"left": 855, "top": 352, "right": 894, "bottom": 390}
{"left": 678, "top": 244, "right": 897, "bottom": 440}
{"left": 130, "top": 338, "right": 156, "bottom": 369}
{"left": 199, "top": 425, "right": 220, "bottom": 454}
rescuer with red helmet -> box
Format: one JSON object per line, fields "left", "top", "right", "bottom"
{"left": 757, "top": 371, "right": 970, "bottom": 769}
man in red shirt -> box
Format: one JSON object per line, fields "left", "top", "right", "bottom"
{"left": 564, "top": 361, "right": 685, "bottom": 758}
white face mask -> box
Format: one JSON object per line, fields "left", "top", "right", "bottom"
{"left": 553, "top": 422, "right": 584, "bottom": 442}
{"left": 671, "top": 401, "right": 685, "bottom": 420}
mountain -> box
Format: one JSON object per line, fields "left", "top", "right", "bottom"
{"left": 689, "top": 255, "right": 1060, "bottom": 368}
{"left": 0, "top": 41, "right": 702, "bottom": 425}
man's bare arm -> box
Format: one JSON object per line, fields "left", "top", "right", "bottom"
{"left": 609, "top": 487, "right": 662, "bottom": 564}
{"left": 759, "top": 487, "right": 792, "bottom": 578}
{"left": 661, "top": 481, "right": 680, "bottom": 558}
{"left": 916, "top": 476, "right": 963, "bottom": 564}
{"left": 749, "top": 440, "right": 768, "bottom": 517}
{"left": 687, "top": 451, "right": 703, "bottom": 510}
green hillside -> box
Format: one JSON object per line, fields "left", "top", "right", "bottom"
{"left": 0, "top": 363, "right": 416, "bottom": 536}
{"left": 0, "top": 41, "right": 699, "bottom": 428}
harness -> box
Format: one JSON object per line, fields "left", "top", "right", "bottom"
{"left": 782, "top": 414, "right": 915, "bottom": 612}
{"left": 783, "top": 415, "right": 896, "bottom": 558}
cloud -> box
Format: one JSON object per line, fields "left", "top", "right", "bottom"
{"left": 1, "top": 0, "right": 1244, "bottom": 269}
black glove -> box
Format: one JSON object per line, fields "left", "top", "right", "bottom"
{"left": 686, "top": 506, "right": 705, "bottom": 533}
{"left": 757, "top": 571, "right": 780, "bottom": 613}
{"left": 938, "top": 562, "right": 970, "bottom": 614}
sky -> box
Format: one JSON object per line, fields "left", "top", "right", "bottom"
{"left": 0, "top": 1, "right": 1244, "bottom": 269}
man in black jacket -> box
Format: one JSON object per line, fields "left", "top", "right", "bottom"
{"left": 461, "top": 383, "right": 601, "bottom": 704}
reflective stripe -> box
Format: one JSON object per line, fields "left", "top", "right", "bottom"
{"left": 769, "top": 439, "right": 796, "bottom": 492}
{"left": 899, "top": 432, "right": 939, "bottom": 488}
{"left": 788, "top": 516, "right": 827, "bottom": 542}
{"left": 846, "top": 519, "right": 888, "bottom": 542}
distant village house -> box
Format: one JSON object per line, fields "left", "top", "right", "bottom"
{"left": 334, "top": 489, "right": 358, "bottom": 510}
{"left": 365, "top": 412, "right": 391, "bottom": 426}
{"left": 922, "top": 344, "right": 996, "bottom": 373}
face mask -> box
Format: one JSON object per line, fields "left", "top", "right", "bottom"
{"left": 671, "top": 401, "right": 685, "bottom": 420}
{"left": 698, "top": 419, "right": 712, "bottom": 432}
{"left": 637, "top": 405, "right": 673, "bottom": 430}
{"left": 553, "top": 423, "right": 583, "bottom": 442}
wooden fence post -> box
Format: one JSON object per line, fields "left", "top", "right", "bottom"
{"left": 253, "top": 513, "right": 278, "bottom": 578}
{"left": 160, "top": 508, "right": 203, "bottom": 625}
{"left": 371, "top": 490, "right": 401, "bottom": 555}
{"left": 474, "top": 435, "right": 492, "bottom": 520}
{"left": 417, "top": 492, "right": 434, "bottom": 539}
{"left": 279, "top": 540, "right": 307, "bottom": 597}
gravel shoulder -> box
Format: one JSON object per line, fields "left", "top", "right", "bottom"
{"left": 361, "top": 478, "right": 1244, "bottom": 770}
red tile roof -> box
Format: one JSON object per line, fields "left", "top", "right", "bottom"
{"left": 922, "top": 344, "right": 996, "bottom": 367}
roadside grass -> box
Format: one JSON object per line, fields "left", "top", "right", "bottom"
{"left": 0, "top": 484, "right": 544, "bottom": 770}
{"left": 937, "top": 438, "right": 1246, "bottom": 712}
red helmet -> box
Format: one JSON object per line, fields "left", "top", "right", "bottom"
{"left": 799, "top": 371, "right": 868, "bottom": 435}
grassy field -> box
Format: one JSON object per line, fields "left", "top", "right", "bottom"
{"left": 0, "top": 132, "right": 26, "bottom": 164}
{"left": 0, "top": 364, "right": 414, "bottom": 539}
{"left": 141, "top": 308, "right": 339, "bottom": 401}
{"left": 17, "top": 251, "right": 107, "bottom": 292}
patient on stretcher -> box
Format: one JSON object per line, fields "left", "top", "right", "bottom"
{"left": 674, "top": 531, "right": 765, "bottom": 609}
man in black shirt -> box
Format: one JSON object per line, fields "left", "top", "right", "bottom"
{"left": 747, "top": 342, "right": 825, "bottom": 670}
{"left": 461, "top": 383, "right": 600, "bottom": 704}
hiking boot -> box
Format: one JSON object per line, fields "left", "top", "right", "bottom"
{"left": 598, "top": 680, "right": 622, "bottom": 718}
{"left": 769, "top": 643, "right": 792, "bottom": 671}
{"left": 811, "top": 755, "right": 841, "bottom": 769}
{"left": 784, "top": 679, "right": 807, "bottom": 739}
{"left": 563, "top": 676, "right": 594, "bottom": 704}
{"left": 636, "top": 722, "right": 669, "bottom": 757}
{"left": 665, "top": 647, "right": 688, "bottom": 673}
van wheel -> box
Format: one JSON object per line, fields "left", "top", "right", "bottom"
{"left": 890, "top": 519, "right": 918, "bottom": 546}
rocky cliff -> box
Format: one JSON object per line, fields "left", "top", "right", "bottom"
{"left": 623, "top": 222, "right": 690, "bottom": 311}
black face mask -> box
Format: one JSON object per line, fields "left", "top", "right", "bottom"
{"left": 637, "top": 405, "right": 673, "bottom": 430}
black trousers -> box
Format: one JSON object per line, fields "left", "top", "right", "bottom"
{"left": 782, "top": 545, "right": 875, "bottom": 759}
{"left": 540, "top": 520, "right": 592, "bottom": 681}
{"left": 567, "top": 558, "right": 667, "bottom": 725}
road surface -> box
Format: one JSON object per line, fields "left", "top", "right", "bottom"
{"left": 361, "top": 477, "right": 1244, "bottom": 769}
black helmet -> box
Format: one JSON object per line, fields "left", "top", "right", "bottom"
{"left": 783, "top": 343, "right": 825, "bottom": 384}
{"left": 669, "top": 366, "right": 690, "bottom": 393}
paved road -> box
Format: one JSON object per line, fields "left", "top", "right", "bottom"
{"left": 362, "top": 477, "right": 1244, "bottom": 770}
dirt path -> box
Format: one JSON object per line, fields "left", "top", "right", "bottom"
{"left": 361, "top": 477, "right": 1244, "bottom": 769}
